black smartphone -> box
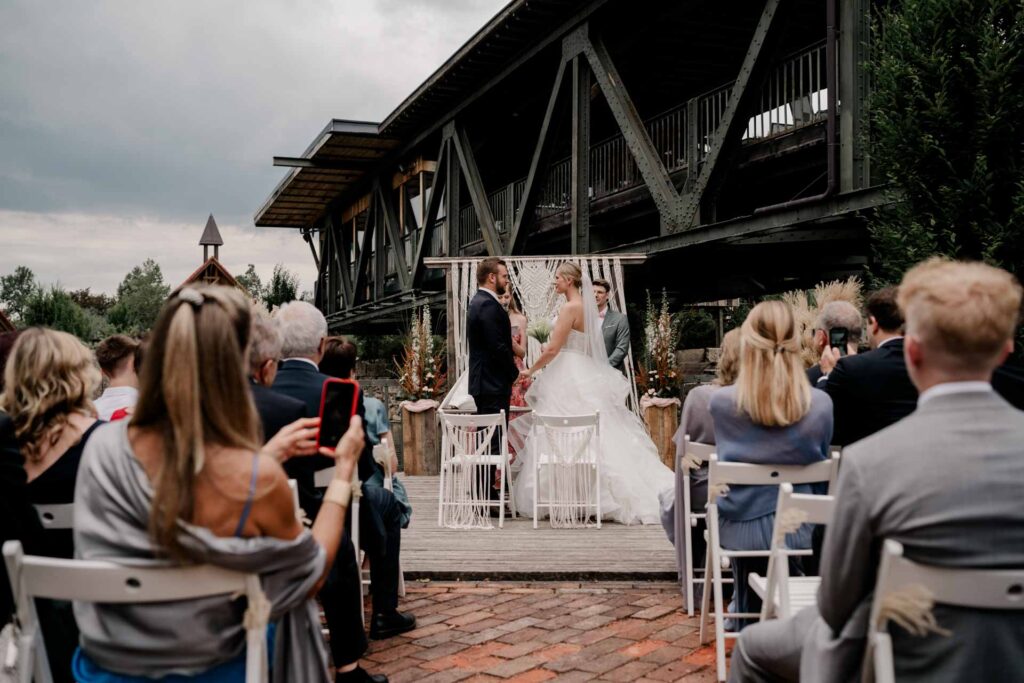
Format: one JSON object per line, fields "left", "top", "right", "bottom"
{"left": 828, "top": 327, "right": 849, "bottom": 356}
{"left": 317, "top": 379, "right": 359, "bottom": 450}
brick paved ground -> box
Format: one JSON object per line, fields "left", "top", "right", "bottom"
{"left": 362, "top": 581, "right": 724, "bottom": 682}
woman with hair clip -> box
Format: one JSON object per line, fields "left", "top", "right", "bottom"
{"left": 0, "top": 328, "right": 103, "bottom": 682}
{"left": 511, "top": 262, "right": 674, "bottom": 526}
{"left": 708, "top": 300, "right": 833, "bottom": 629}
{"left": 71, "top": 284, "right": 365, "bottom": 683}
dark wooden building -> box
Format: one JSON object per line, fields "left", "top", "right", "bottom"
{"left": 255, "top": 0, "right": 881, "bottom": 332}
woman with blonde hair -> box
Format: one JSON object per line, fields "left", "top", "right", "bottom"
{"left": 511, "top": 261, "right": 674, "bottom": 525}
{"left": 708, "top": 300, "right": 833, "bottom": 628}
{"left": 71, "top": 284, "right": 366, "bottom": 682}
{"left": 0, "top": 327, "right": 103, "bottom": 682}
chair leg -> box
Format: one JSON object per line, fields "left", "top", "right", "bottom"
{"left": 498, "top": 459, "right": 506, "bottom": 529}
{"left": 437, "top": 461, "right": 445, "bottom": 527}
{"left": 712, "top": 545, "right": 727, "bottom": 682}
{"left": 594, "top": 461, "right": 601, "bottom": 529}
{"left": 533, "top": 459, "right": 539, "bottom": 530}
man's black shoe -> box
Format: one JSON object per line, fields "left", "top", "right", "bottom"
{"left": 369, "top": 610, "right": 416, "bottom": 639}
{"left": 335, "top": 665, "right": 388, "bottom": 682}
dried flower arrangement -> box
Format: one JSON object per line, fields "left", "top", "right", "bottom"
{"left": 395, "top": 305, "right": 447, "bottom": 400}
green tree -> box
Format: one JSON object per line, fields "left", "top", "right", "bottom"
{"left": 69, "top": 288, "right": 116, "bottom": 315}
{"left": 235, "top": 264, "right": 263, "bottom": 302}
{"left": 263, "top": 263, "right": 300, "bottom": 310}
{"left": 108, "top": 259, "right": 170, "bottom": 334}
{"left": 868, "top": 0, "right": 1024, "bottom": 284}
{"left": 0, "top": 266, "right": 38, "bottom": 323}
{"left": 22, "top": 286, "right": 97, "bottom": 340}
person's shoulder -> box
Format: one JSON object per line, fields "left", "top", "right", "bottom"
{"left": 809, "top": 387, "right": 834, "bottom": 410}
{"left": 708, "top": 385, "right": 736, "bottom": 413}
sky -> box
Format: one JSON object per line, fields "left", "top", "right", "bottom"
{"left": 0, "top": 0, "right": 507, "bottom": 295}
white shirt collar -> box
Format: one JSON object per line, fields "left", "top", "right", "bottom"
{"left": 282, "top": 357, "right": 320, "bottom": 370}
{"left": 99, "top": 386, "right": 138, "bottom": 399}
{"left": 479, "top": 288, "right": 501, "bottom": 302}
{"left": 918, "top": 381, "right": 993, "bottom": 406}
{"left": 877, "top": 336, "right": 903, "bottom": 348}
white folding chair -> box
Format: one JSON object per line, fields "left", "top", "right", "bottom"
{"left": 699, "top": 452, "right": 841, "bottom": 682}
{"left": 2, "top": 540, "right": 268, "bottom": 683}
{"left": 676, "top": 436, "right": 716, "bottom": 616}
{"left": 864, "top": 539, "right": 1024, "bottom": 683}
{"left": 34, "top": 504, "right": 74, "bottom": 530}
{"left": 748, "top": 483, "right": 835, "bottom": 620}
{"left": 532, "top": 412, "right": 601, "bottom": 529}
{"left": 314, "top": 464, "right": 365, "bottom": 625}
{"left": 437, "top": 410, "right": 516, "bottom": 529}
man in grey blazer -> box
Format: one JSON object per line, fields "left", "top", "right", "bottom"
{"left": 594, "top": 278, "right": 630, "bottom": 372}
{"left": 729, "top": 258, "right": 1024, "bottom": 683}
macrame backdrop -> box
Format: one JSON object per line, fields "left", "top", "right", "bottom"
{"left": 445, "top": 256, "right": 640, "bottom": 418}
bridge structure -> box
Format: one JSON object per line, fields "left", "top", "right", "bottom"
{"left": 255, "top": 0, "right": 882, "bottom": 333}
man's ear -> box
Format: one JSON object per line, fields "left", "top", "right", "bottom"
{"left": 904, "top": 335, "right": 923, "bottom": 370}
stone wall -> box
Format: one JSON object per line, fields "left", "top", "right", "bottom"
{"left": 676, "top": 347, "right": 719, "bottom": 401}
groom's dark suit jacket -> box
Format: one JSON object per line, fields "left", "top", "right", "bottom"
{"left": 467, "top": 289, "right": 519, "bottom": 400}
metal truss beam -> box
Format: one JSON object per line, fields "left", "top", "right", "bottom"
{"left": 580, "top": 29, "right": 682, "bottom": 230}
{"left": 571, "top": 55, "right": 591, "bottom": 253}
{"left": 445, "top": 136, "right": 460, "bottom": 258}
{"left": 352, "top": 199, "right": 376, "bottom": 304}
{"left": 301, "top": 227, "right": 320, "bottom": 272}
{"left": 449, "top": 123, "right": 504, "bottom": 255}
{"left": 375, "top": 183, "right": 411, "bottom": 290}
{"left": 325, "top": 214, "right": 354, "bottom": 309}
{"left": 413, "top": 138, "right": 448, "bottom": 285}
{"left": 677, "top": 0, "right": 792, "bottom": 228}
{"left": 508, "top": 58, "right": 568, "bottom": 254}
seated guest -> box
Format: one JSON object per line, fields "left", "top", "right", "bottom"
{"left": 730, "top": 258, "right": 1024, "bottom": 683}
{"left": 818, "top": 286, "right": 918, "bottom": 445}
{"left": 806, "top": 301, "right": 862, "bottom": 385}
{"left": 72, "top": 284, "right": 368, "bottom": 683}
{"left": 663, "top": 329, "right": 741, "bottom": 545}
{"left": 320, "top": 336, "right": 412, "bottom": 528}
{"left": 709, "top": 302, "right": 832, "bottom": 628}
{"left": 272, "top": 301, "right": 414, "bottom": 647}
{"left": 93, "top": 334, "right": 140, "bottom": 420}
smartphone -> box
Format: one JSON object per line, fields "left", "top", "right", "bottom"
{"left": 828, "top": 327, "right": 849, "bottom": 356}
{"left": 317, "top": 379, "right": 360, "bottom": 450}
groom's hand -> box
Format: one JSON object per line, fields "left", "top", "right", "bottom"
{"left": 518, "top": 368, "right": 532, "bottom": 382}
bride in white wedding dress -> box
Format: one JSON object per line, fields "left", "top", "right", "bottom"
{"left": 510, "top": 262, "right": 675, "bottom": 525}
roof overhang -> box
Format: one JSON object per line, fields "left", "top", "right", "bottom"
{"left": 254, "top": 119, "right": 399, "bottom": 229}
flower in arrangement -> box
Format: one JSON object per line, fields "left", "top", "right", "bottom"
{"left": 395, "top": 305, "right": 447, "bottom": 400}
{"left": 635, "top": 289, "right": 681, "bottom": 399}
{"left": 527, "top": 320, "right": 552, "bottom": 344}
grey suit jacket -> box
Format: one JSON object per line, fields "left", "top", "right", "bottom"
{"left": 601, "top": 307, "right": 630, "bottom": 371}
{"left": 805, "top": 388, "right": 1024, "bottom": 683}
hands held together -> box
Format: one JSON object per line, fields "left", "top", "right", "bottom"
{"left": 261, "top": 414, "right": 365, "bottom": 485}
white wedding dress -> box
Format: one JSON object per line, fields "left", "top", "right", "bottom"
{"left": 510, "top": 275, "right": 675, "bottom": 525}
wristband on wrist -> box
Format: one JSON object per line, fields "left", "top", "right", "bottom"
{"left": 323, "top": 480, "right": 352, "bottom": 509}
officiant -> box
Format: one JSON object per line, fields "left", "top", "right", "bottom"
{"left": 594, "top": 278, "right": 630, "bottom": 372}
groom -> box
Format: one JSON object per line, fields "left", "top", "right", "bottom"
{"left": 467, "top": 257, "right": 519, "bottom": 498}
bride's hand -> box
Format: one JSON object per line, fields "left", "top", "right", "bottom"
{"left": 518, "top": 368, "right": 532, "bottom": 382}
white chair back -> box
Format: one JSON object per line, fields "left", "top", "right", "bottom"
{"left": 437, "top": 409, "right": 516, "bottom": 529}
{"left": 865, "top": 539, "right": 1024, "bottom": 683}
{"left": 700, "top": 452, "right": 841, "bottom": 682}
{"left": 757, "top": 483, "right": 835, "bottom": 620}
{"left": 532, "top": 412, "right": 601, "bottom": 529}
{"left": 676, "top": 436, "right": 715, "bottom": 616}
{"left": 34, "top": 504, "right": 74, "bottom": 530}
{"left": 2, "top": 540, "right": 268, "bottom": 683}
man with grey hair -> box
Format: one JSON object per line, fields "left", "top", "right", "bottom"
{"left": 272, "top": 300, "right": 413, "bottom": 680}
{"left": 807, "top": 300, "right": 863, "bottom": 385}
{"left": 248, "top": 309, "right": 307, "bottom": 444}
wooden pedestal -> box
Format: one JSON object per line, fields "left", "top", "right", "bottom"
{"left": 402, "top": 406, "right": 439, "bottom": 476}
{"left": 644, "top": 403, "right": 680, "bottom": 470}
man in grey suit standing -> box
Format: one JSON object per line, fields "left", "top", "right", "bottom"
{"left": 594, "top": 278, "right": 630, "bottom": 372}
{"left": 729, "top": 258, "right": 1024, "bottom": 683}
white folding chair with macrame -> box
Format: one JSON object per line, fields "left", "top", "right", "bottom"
{"left": 864, "top": 539, "right": 1024, "bottom": 683}
{"left": 676, "top": 436, "right": 716, "bottom": 616}
{"left": 2, "top": 540, "right": 269, "bottom": 683}
{"left": 532, "top": 412, "right": 601, "bottom": 529}
{"left": 437, "top": 410, "right": 516, "bottom": 529}
{"left": 748, "top": 483, "right": 835, "bottom": 621}
{"left": 699, "top": 452, "right": 841, "bottom": 682}
{"left": 34, "top": 504, "right": 74, "bottom": 530}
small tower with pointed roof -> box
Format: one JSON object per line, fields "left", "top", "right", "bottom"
{"left": 199, "top": 214, "right": 224, "bottom": 261}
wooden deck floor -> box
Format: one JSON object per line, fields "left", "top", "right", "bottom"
{"left": 400, "top": 475, "right": 678, "bottom": 580}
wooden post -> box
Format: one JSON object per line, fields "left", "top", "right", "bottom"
{"left": 643, "top": 403, "right": 680, "bottom": 470}
{"left": 402, "top": 405, "right": 439, "bottom": 475}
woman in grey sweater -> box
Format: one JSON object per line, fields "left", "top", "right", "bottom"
{"left": 708, "top": 301, "right": 833, "bottom": 629}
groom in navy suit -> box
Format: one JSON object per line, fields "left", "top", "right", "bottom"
{"left": 467, "top": 257, "right": 520, "bottom": 498}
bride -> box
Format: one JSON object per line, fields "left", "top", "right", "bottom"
{"left": 510, "top": 262, "right": 674, "bottom": 525}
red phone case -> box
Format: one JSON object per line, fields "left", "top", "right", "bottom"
{"left": 317, "top": 378, "right": 360, "bottom": 450}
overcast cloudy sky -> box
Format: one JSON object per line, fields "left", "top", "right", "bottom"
{"left": 0, "top": 0, "right": 505, "bottom": 294}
